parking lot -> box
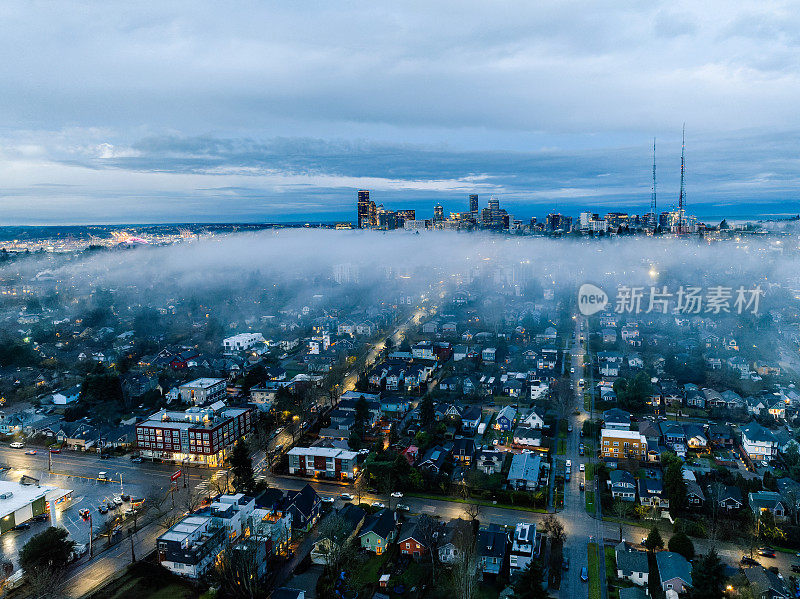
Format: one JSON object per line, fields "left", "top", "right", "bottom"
{"left": 0, "top": 467, "right": 156, "bottom": 567}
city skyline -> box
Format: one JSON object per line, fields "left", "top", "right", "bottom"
{"left": 0, "top": 2, "right": 799, "bottom": 224}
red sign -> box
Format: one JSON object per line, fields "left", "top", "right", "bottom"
{"left": 171, "top": 470, "right": 182, "bottom": 481}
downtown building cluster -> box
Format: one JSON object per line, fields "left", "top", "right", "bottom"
{"left": 356, "top": 190, "right": 702, "bottom": 235}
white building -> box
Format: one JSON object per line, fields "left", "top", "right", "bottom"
{"left": 510, "top": 522, "right": 537, "bottom": 573}
{"left": 178, "top": 378, "right": 227, "bottom": 405}
{"left": 222, "top": 333, "right": 266, "bottom": 352}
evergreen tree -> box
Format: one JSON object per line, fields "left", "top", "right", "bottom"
{"left": 686, "top": 548, "right": 726, "bottom": 599}
{"left": 420, "top": 395, "right": 435, "bottom": 429}
{"left": 644, "top": 526, "right": 663, "bottom": 552}
{"left": 667, "top": 531, "right": 695, "bottom": 560}
{"left": 514, "top": 558, "right": 549, "bottom": 599}
{"left": 229, "top": 439, "right": 255, "bottom": 493}
{"left": 20, "top": 527, "right": 75, "bottom": 573}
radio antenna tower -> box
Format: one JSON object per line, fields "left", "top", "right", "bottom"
{"left": 650, "top": 138, "right": 657, "bottom": 231}
{"left": 678, "top": 124, "right": 686, "bottom": 233}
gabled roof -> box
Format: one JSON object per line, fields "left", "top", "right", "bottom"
{"left": 477, "top": 527, "right": 508, "bottom": 559}
{"left": 744, "top": 567, "right": 789, "bottom": 599}
{"left": 286, "top": 484, "right": 320, "bottom": 518}
{"left": 609, "top": 470, "right": 635, "bottom": 487}
{"left": 656, "top": 552, "right": 692, "bottom": 586}
{"left": 741, "top": 421, "right": 777, "bottom": 444}
{"left": 615, "top": 543, "right": 648, "bottom": 576}
{"left": 359, "top": 508, "right": 395, "bottom": 540}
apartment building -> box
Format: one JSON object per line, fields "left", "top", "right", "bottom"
{"left": 222, "top": 333, "right": 266, "bottom": 352}
{"left": 157, "top": 515, "right": 226, "bottom": 578}
{"left": 509, "top": 522, "right": 537, "bottom": 573}
{"left": 601, "top": 429, "right": 648, "bottom": 461}
{"left": 136, "top": 403, "right": 253, "bottom": 467}
{"left": 287, "top": 447, "right": 359, "bottom": 480}
{"left": 178, "top": 378, "right": 227, "bottom": 405}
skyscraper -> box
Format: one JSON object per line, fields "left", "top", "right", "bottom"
{"left": 357, "top": 190, "right": 373, "bottom": 229}
{"left": 469, "top": 194, "right": 479, "bottom": 214}
{"left": 434, "top": 204, "right": 444, "bottom": 221}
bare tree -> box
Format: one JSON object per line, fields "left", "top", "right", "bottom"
{"left": 353, "top": 474, "right": 367, "bottom": 505}
{"left": 25, "top": 565, "right": 67, "bottom": 599}
{"left": 463, "top": 501, "right": 480, "bottom": 523}
{"left": 542, "top": 514, "right": 566, "bottom": 545}
{"left": 611, "top": 500, "right": 631, "bottom": 541}
{"left": 449, "top": 525, "right": 478, "bottom": 599}
{"left": 215, "top": 539, "right": 267, "bottom": 599}
{"left": 316, "top": 514, "right": 354, "bottom": 575}
{"left": 416, "top": 515, "right": 447, "bottom": 585}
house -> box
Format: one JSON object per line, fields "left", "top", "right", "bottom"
{"left": 476, "top": 450, "right": 506, "bottom": 475}
{"left": 656, "top": 551, "right": 692, "bottom": 593}
{"left": 685, "top": 480, "right": 705, "bottom": 507}
{"left": 744, "top": 567, "right": 790, "bottom": 599}
{"left": 619, "top": 588, "right": 649, "bottom": 599}
{"left": 417, "top": 445, "right": 450, "bottom": 473}
{"left": 157, "top": 515, "right": 225, "bottom": 579}
{"left": 482, "top": 347, "right": 497, "bottom": 363}
{"left": 398, "top": 520, "right": 427, "bottom": 559}
{"left": 740, "top": 421, "right": 778, "bottom": 461}
{"left": 709, "top": 484, "right": 743, "bottom": 511}
{"left": 52, "top": 385, "right": 80, "bottom": 405}
{"left": 601, "top": 328, "right": 617, "bottom": 343}
{"left": 708, "top": 424, "right": 734, "bottom": 448}
{"left": 451, "top": 438, "right": 476, "bottom": 465}
{"left": 638, "top": 479, "right": 669, "bottom": 509}
{"left": 684, "top": 384, "right": 705, "bottom": 409}
{"left": 461, "top": 406, "right": 483, "bottom": 431}
{"left": 512, "top": 427, "right": 542, "bottom": 449}
{"left": 509, "top": 522, "right": 537, "bottom": 573}
{"left": 519, "top": 407, "right": 545, "bottom": 430}
{"left": 600, "top": 361, "right": 621, "bottom": 377}
{"left": 477, "top": 526, "right": 509, "bottom": 577}
{"left": 603, "top": 408, "right": 631, "bottom": 431}
{"left": 495, "top": 406, "right": 517, "bottom": 431}
{"left": 609, "top": 470, "right": 636, "bottom": 502}
{"left": 615, "top": 542, "right": 648, "bottom": 586}
{"left": 358, "top": 508, "right": 397, "bottom": 555}
{"left": 285, "top": 485, "right": 322, "bottom": 531}
{"left": 529, "top": 379, "right": 549, "bottom": 400}
{"left": 503, "top": 379, "right": 523, "bottom": 398}
{"left": 749, "top": 491, "right": 787, "bottom": 521}
{"left": 438, "top": 518, "right": 474, "bottom": 565}
{"left": 453, "top": 345, "right": 468, "bottom": 361}
{"left": 507, "top": 452, "right": 543, "bottom": 490}
{"left": 684, "top": 424, "right": 708, "bottom": 450}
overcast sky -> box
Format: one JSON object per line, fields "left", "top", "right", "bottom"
{"left": 1, "top": 1, "right": 799, "bottom": 224}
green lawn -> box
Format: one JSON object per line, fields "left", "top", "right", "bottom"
{"left": 585, "top": 462, "right": 594, "bottom": 481}
{"left": 588, "top": 542, "right": 602, "bottom": 599}
{"left": 557, "top": 440, "right": 567, "bottom": 455}
{"left": 352, "top": 551, "right": 391, "bottom": 589}
{"left": 605, "top": 546, "right": 622, "bottom": 599}
{"left": 585, "top": 490, "right": 596, "bottom": 514}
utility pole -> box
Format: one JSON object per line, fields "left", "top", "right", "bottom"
{"left": 48, "top": 449, "right": 51, "bottom": 473}
{"left": 128, "top": 529, "right": 136, "bottom": 563}
{"left": 89, "top": 515, "right": 93, "bottom": 557}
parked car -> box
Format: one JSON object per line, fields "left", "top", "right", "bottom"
{"left": 98, "top": 505, "right": 108, "bottom": 514}
{"left": 32, "top": 514, "right": 48, "bottom": 523}
{"left": 567, "top": 425, "right": 573, "bottom": 433}
{"left": 579, "top": 463, "right": 585, "bottom": 472}
{"left": 12, "top": 523, "right": 30, "bottom": 531}
{"left": 396, "top": 504, "right": 410, "bottom": 511}
{"left": 113, "top": 496, "right": 123, "bottom": 506}
{"left": 340, "top": 493, "right": 354, "bottom": 501}
{"left": 758, "top": 548, "right": 776, "bottom": 558}
{"left": 131, "top": 457, "right": 143, "bottom": 463}
{"left": 98, "top": 472, "right": 109, "bottom": 481}
{"left": 791, "top": 564, "right": 800, "bottom": 574}
{"left": 371, "top": 502, "right": 385, "bottom": 509}
{"left": 562, "top": 557, "right": 570, "bottom": 571}
{"left": 99, "top": 453, "right": 111, "bottom": 459}
{"left": 321, "top": 496, "right": 335, "bottom": 504}
{"left": 741, "top": 556, "right": 760, "bottom": 566}
{"left": 9, "top": 442, "right": 24, "bottom": 449}
{"left": 49, "top": 448, "right": 60, "bottom": 453}
{"left": 580, "top": 566, "right": 588, "bottom": 582}
{"left": 580, "top": 481, "right": 585, "bottom": 491}
{"left": 79, "top": 509, "right": 91, "bottom": 520}
{"left": 25, "top": 450, "right": 36, "bottom": 455}
{"left": 391, "top": 491, "right": 404, "bottom": 498}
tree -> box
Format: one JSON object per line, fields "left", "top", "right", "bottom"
{"left": 420, "top": 395, "right": 435, "bottom": 429}
{"left": 662, "top": 452, "right": 687, "bottom": 512}
{"left": 20, "top": 526, "right": 75, "bottom": 574}
{"left": 667, "top": 531, "right": 695, "bottom": 560}
{"left": 450, "top": 526, "right": 479, "bottom": 599}
{"left": 229, "top": 438, "right": 255, "bottom": 494}
{"left": 685, "top": 548, "right": 726, "bottom": 599}
{"left": 353, "top": 473, "right": 367, "bottom": 505}
{"left": 644, "top": 525, "right": 663, "bottom": 552}
{"left": 215, "top": 539, "right": 268, "bottom": 599}
{"left": 542, "top": 514, "right": 566, "bottom": 545}
{"left": 417, "top": 515, "right": 447, "bottom": 585}
{"left": 611, "top": 500, "right": 632, "bottom": 540}
{"left": 317, "top": 515, "right": 354, "bottom": 575}
{"left": 514, "top": 558, "right": 549, "bottom": 599}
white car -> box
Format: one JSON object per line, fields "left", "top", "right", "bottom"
{"left": 391, "top": 491, "right": 403, "bottom": 498}
{"left": 565, "top": 460, "right": 572, "bottom": 469}
{"left": 321, "top": 496, "right": 335, "bottom": 504}
{"left": 579, "top": 463, "right": 585, "bottom": 472}
{"left": 340, "top": 493, "right": 354, "bottom": 501}
{"left": 9, "top": 442, "right": 24, "bottom": 449}
{"left": 396, "top": 504, "right": 410, "bottom": 511}
{"left": 371, "top": 501, "right": 385, "bottom": 509}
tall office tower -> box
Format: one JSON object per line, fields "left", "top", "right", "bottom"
{"left": 357, "top": 190, "right": 371, "bottom": 229}
{"left": 579, "top": 211, "right": 593, "bottom": 231}
{"left": 469, "top": 194, "right": 479, "bottom": 214}
{"left": 434, "top": 204, "right": 444, "bottom": 221}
